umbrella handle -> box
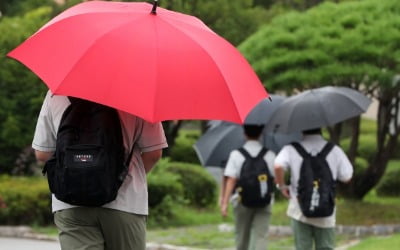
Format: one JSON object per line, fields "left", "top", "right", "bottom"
{"left": 151, "top": 0, "right": 158, "bottom": 14}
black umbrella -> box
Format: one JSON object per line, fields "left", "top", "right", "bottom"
{"left": 266, "top": 86, "right": 372, "bottom": 133}
{"left": 194, "top": 95, "right": 301, "bottom": 167}
{"left": 194, "top": 123, "right": 300, "bottom": 167}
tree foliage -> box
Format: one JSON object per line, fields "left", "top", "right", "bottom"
{"left": 0, "top": 0, "right": 56, "bottom": 16}
{"left": 0, "top": 7, "right": 52, "bottom": 173}
{"left": 240, "top": 0, "right": 400, "bottom": 199}
{"left": 147, "top": 0, "right": 270, "bottom": 46}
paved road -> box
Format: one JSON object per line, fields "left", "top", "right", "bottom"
{"left": 0, "top": 237, "right": 60, "bottom": 250}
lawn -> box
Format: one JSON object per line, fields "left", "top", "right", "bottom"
{"left": 348, "top": 233, "right": 400, "bottom": 250}
{"left": 31, "top": 184, "right": 400, "bottom": 249}
{"left": 145, "top": 196, "right": 400, "bottom": 249}
{"left": 32, "top": 197, "right": 400, "bottom": 249}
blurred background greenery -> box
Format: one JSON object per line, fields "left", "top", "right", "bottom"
{"left": 1, "top": 0, "right": 400, "bottom": 248}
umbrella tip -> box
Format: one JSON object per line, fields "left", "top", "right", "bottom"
{"left": 151, "top": 0, "right": 158, "bottom": 15}
{"left": 268, "top": 96, "right": 272, "bottom": 102}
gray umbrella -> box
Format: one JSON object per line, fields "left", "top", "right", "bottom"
{"left": 194, "top": 95, "right": 301, "bottom": 167}
{"left": 193, "top": 123, "right": 301, "bottom": 167}
{"left": 266, "top": 86, "right": 372, "bottom": 133}
{"left": 206, "top": 95, "right": 284, "bottom": 128}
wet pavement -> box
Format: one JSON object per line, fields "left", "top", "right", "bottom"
{"left": 0, "top": 237, "right": 60, "bottom": 250}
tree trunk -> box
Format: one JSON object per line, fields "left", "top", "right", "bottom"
{"left": 200, "top": 120, "right": 208, "bottom": 134}
{"left": 327, "top": 123, "right": 341, "bottom": 145}
{"left": 352, "top": 134, "right": 397, "bottom": 198}
{"left": 347, "top": 116, "right": 361, "bottom": 164}
{"left": 162, "top": 120, "right": 183, "bottom": 157}
{"left": 340, "top": 88, "right": 399, "bottom": 199}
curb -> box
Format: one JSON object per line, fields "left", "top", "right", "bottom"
{"left": 146, "top": 243, "right": 205, "bottom": 250}
{"left": 0, "top": 226, "right": 204, "bottom": 250}
{"left": 0, "top": 226, "right": 57, "bottom": 241}
{"left": 1, "top": 224, "right": 400, "bottom": 250}
{"left": 218, "top": 223, "right": 400, "bottom": 237}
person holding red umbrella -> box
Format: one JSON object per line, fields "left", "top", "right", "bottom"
{"left": 10, "top": 0, "right": 269, "bottom": 247}
{"left": 33, "top": 91, "right": 168, "bottom": 250}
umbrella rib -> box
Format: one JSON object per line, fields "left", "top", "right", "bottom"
{"left": 151, "top": 17, "right": 160, "bottom": 122}
{"left": 285, "top": 95, "right": 306, "bottom": 132}
{"left": 315, "top": 91, "right": 333, "bottom": 126}
{"left": 319, "top": 88, "right": 370, "bottom": 126}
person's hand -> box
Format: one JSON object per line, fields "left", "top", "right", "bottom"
{"left": 220, "top": 203, "right": 228, "bottom": 217}
{"left": 280, "top": 187, "right": 290, "bottom": 199}
{"left": 276, "top": 184, "right": 290, "bottom": 199}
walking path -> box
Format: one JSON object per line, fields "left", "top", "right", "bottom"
{"left": 1, "top": 224, "right": 400, "bottom": 250}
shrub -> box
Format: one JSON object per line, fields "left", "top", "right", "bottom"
{"left": 0, "top": 175, "right": 52, "bottom": 225}
{"left": 170, "top": 130, "right": 201, "bottom": 164}
{"left": 376, "top": 164, "right": 400, "bottom": 197}
{"left": 147, "top": 159, "right": 218, "bottom": 227}
{"left": 353, "top": 157, "right": 369, "bottom": 178}
{"left": 165, "top": 162, "right": 217, "bottom": 208}
{"left": 147, "top": 171, "right": 183, "bottom": 208}
{"left": 341, "top": 134, "right": 376, "bottom": 161}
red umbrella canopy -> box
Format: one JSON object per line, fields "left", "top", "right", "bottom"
{"left": 8, "top": 1, "right": 268, "bottom": 123}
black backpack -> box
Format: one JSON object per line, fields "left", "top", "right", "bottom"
{"left": 43, "top": 97, "right": 135, "bottom": 206}
{"left": 236, "top": 147, "right": 274, "bottom": 208}
{"left": 292, "top": 142, "right": 335, "bottom": 218}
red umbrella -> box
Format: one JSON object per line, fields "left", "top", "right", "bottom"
{"left": 8, "top": 1, "right": 268, "bottom": 123}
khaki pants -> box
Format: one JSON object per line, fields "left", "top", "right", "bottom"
{"left": 233, "top": 203, "right": 271, "bottom": 250}
{"left": 291, "top": 219, "right": 335, "bottom": 250}
{"left": 54, "top": 207, "right": 146, "bottom": 250}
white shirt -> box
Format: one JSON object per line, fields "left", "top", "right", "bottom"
{"left": 274, "top": 134, "right": 353, "bottom": 228}
{"left": 32, "top": 91, "right": 168, "bottom": 215}
{"left": 224, "top": 140, "right": 276, "bottom": 180}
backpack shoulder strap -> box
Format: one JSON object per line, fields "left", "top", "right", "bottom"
{"left": 291, "top": 142, "right": 309, "bottom": 158}
{"left": 67, "top": 96, "right": 85, "bottom": 105}
{"left": 238, "top": 147, "right": 251, "bottom": 159}
{"left": 256, "top": 147, "right": 268, "bottom": 159}
{"left": 238, "top": 147, "right": 268, "bottom": 159}
{"left": 319, "top": 142, "right": 334, "bottom": 158}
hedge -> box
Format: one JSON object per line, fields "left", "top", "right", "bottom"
{"left": 0, "top": 175, "right": 52, "bottom": 225}
{"left": 0, "top": 159, "right": 218, "bottom": 226}
{"left": 165, "top": 162, "right": 217, "bottom": 208}
{"left": 170, "top": 130, "right": 201, "bottom": 164}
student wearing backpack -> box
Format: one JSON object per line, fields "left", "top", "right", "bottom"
{"left": 32, "top": 91, "right": 168, "bottom": 250}
{"left": 221, "top": 125, "right": 276, "bottom": 250}
{"left": 274, "top": 128, "right": 353, "bottom": 250}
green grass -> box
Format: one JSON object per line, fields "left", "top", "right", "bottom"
{"left": 363, "top": 190, "right": 400, "bottom": 205}
{"left": 348, "top": 234, "right": 400, "bottom": 250}
{"left": 31, "top": 225, "right": 58, "bottom": 236}
{"left": 336, "top": 198, "right": 400, "bottom": 225}
{"left": 147, "top": 224, "right": 235, "bottom": 249}
{"left": 147, "top": 222, "right": 357, "bottom": 249}
{"left": 146, "top": 197, "right": 400, "bottom": 249}
{"left": 153, "top": 204, "right": 234, "bottom": 228}
{"left": 31, "top": 196, "right": 400, "bottom": 249}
